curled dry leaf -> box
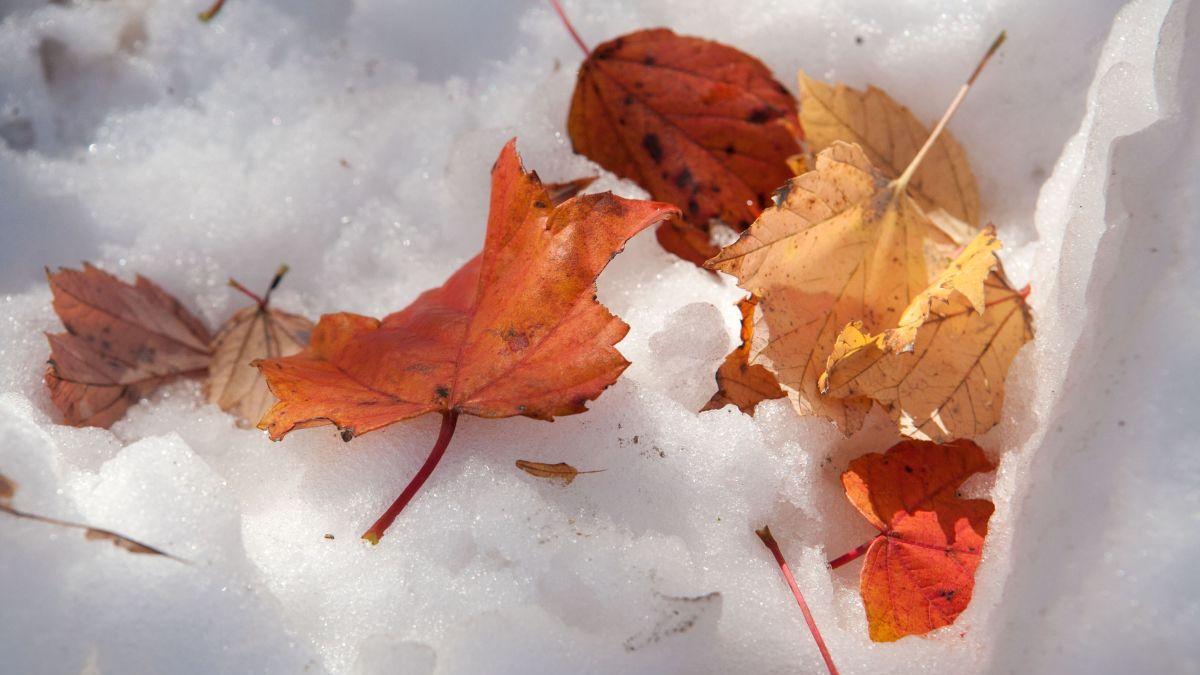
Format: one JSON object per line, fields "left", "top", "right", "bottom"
{"left": 543, "top": 175, "right": 598, "bottom": 205}
{"left": 514, "top": 460, "right": 602, "bottom": 486}
{"left": 255, "top": 139, "right": 677, "bottom": 542}
{"left": 205, "top": 266, "right": 313, "bottom": 427}
{"left": 44, "top": 264, "right": 212, "bottom": 428}
{"left": 701, "top": 295, "right": 784, "bottom": 414}
{"left": 837, "top": 439, "right": 994, "bottom": 642}
{"left": 820, "top": 226, "right": 1033, "bottom": 442}
{"left": 799, "top": 70, "right": 979, "bottom": 241}
{"left": 567, "top": 28, "right": 801, "bottom": 264}
{"left": 0, "top": 470, "right": 179, "bottom": 560}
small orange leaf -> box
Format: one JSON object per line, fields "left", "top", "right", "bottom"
{"left": 255, "top": 139, "right": 677, "bottom": 542}
{"left": 838, "top": 439, "right": 994, "bottom": 642}
{"left": 44, "top": 264, "right": 212, "bottom": 428}
{"left": 702, "top": 295, "right": 784, "bottom": 414}
{"left": 568, "top": 28, "right": 801, "bottom": 264}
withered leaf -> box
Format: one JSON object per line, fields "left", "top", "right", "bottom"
{"left": 702, "top": 295, "right": 784, "bottom": 414}
{"left": 0, "top": 470, "right": 180, "bottom": 561}
{"left": 205, "top": 267, "right": 313, "bottom": 427}
{"left": 44, "top": 264, "right": 212, "bottom": 428}
{"left": 568, "top": 28, "right": 801, "bottom": 264}
{"left": 799, "top": 70, "right": 979, "bottom": 236}
{"left": 543, "top": 175, "right": 599, "bottom": 205}
{"left": 820, "top": 227, "right": 1033, "bottom": 442}
{"left": 515, "top": 460, "right": 602, "bottom": 485}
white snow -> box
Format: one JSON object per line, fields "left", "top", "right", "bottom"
{"left": 0, "top": 0, "right": 1196, "bottom": 673}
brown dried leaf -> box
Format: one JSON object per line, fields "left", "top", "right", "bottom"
{"left": 206, "top": 268, "right": 312, "bottom": 426}
{"left": 799, "top": 70, "right": 980, "bottom": 231}
{"left": 820, "top": 227, "right": 1033, "bottom": 441}
{"left": 0, "top": 471, "right": 15, "bottom": 505}
{"left": 44, "top": 264, "right": 212, "bottom": 428}
{"left": 543, "top": 175, "right": 599, "bottom": 205}
{"left": 83, "top": 526, "right": 175, "bottom": 558}
{"left": 702, "top": 295, "right": 784, "bottom": 414}
{"left": 0, "top": 470, "right": 180, "bottom": 561}
{"left": 515, "top": 460, "right": 601, "bottom": 486}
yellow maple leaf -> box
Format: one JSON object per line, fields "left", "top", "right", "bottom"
{"left": 819, "top": 226, "right": 1033, "bottom": 441}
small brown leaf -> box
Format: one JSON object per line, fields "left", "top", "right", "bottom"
{"left": 543, "top": 175, "right": 599, "bottom": 206}
{"left": 83, "top": 527, "right": 174, "bottom": 558}
{"left": 702, "top": 295, "right": 784, "bottom": 415}
{"left": 44, "top": 264, "right": 212, "bottom": 428}
{"left": 0, "top": 471, "right": 16, "bottom": 505}
{"left": 205, "top": 266, "right": 313, "bottom": 427}
{"left": 0, "top": 470, "right": 180, "bottom": 561}
{"left": 515, "top": 459, "right": 602, "bottom": 486}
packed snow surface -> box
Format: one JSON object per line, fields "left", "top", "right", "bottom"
{"left": 1, "top": 0, "right": 1197, "bottom": 673}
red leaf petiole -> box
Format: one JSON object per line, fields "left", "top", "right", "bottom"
{"left": 362, "top": 410, "right": 460, "bottom": 544}
{"left": 756, "top": 526, "right": 840, "bottom": 675}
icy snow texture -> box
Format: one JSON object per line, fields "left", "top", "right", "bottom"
{"left": 0, "top": 0, "right": 1196, "bottom": 673}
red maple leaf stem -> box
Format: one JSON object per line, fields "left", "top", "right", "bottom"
{"left": 827, "top": 538, "right": 876, "bottom": 570}
{"left": 547, "top": 0, "right": 590, "bottom": 56}
{"left": 756, "top": 526, "right": 840, "bottom": 675}
{"left": 362, "top": 410, "right": 460, "bottom": 544}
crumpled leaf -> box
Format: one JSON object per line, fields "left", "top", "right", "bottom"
{"left": 255, "top": 138, "right": 678, "bottom": 440}
{"left": 820, "top": 227, "right": 1033, "bottom": 441}
{"left": 568, "top": 28, "right": 801, "bottom": 264}
{"left": 205, "top": 267, "right": 313, "bottom": 427}
{"left": 515, "top": 460, "right": 601, "bottom": 485}
{"left": 706, "top": 142, "right": 946, "bottom": 434}
{"left": 0, "top": 470, "right": 179, "bottom": 560}
{"left": 841, "top": 439, "right": 994, "bottom": 642}
{"left": 543, "top": 175, "right": 598, "bottom": 205}
{"left": 701, "top": 295, "right": 784, "bottom": 414}
{"left": 799, "top": 70, "right": 979, "bottom": 237}
{"left": 44, "top": 264, "right": 212, "bottom": 428}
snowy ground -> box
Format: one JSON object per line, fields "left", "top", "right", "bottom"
{"left": 1, "top": 0, "right": 1197, "bottom": 673}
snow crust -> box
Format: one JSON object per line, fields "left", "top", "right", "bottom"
{"left": 0, "top": 0, "right": 1195, "bottom": 673}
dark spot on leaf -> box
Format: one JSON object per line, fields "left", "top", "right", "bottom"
{"left": 724, "top": 144, "right": 735, "bottom": 155}
{"left": 643, "top": 55, "right": 656, "bottom": 66}
{"left": 904, "top": 465, "right": 914, "bottom": 473}
{"left": 674, "top": 168, "right": 693, "bottom": 189}
{"left": 534, "top": 200, "right": 547, "bottom": 209}
{"left": 435, "top": 386, "right": 449, "bottom": 398}
{"left": 747, "top": 107, "right": 773, "bottom": 124}
{"left": 642, "top": 134, "right": 663, "bottom": 162}
{"left": 687, "top": 198, "right": 700, "bottom": 216}
{"left": 623, "top": 95, "right": 634, "bottom": 105}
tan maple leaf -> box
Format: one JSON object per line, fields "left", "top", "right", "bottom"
{"left": 799, "top": 70, "right": 979, "bottom": 243}
{"left": 205, "top": 266, "right": 313, "bottom": 427}
{"left": 706, "top": 35, "right": 1005, "bottom": 434}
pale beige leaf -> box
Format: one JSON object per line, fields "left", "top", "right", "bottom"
{"left": 706, "top": 141, "right": 945, "bottom": 434}
{"left": 799, "top": 71, "right": 980, "bottom": 230}
{"left": 206, "top": 305, "right": 312, "bottom": 427}
{"left": 820, "top": 229, "right": 1033, "bottom": 442}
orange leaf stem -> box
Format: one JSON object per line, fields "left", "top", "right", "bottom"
{"left": 827, "top": 538, "right": 875, "bottom": 570}
{"left": 362, "top": 410, "right": 460, "bottom": 544}
{"left": 756, "top": 526, "right": 840, "bottom": 675}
